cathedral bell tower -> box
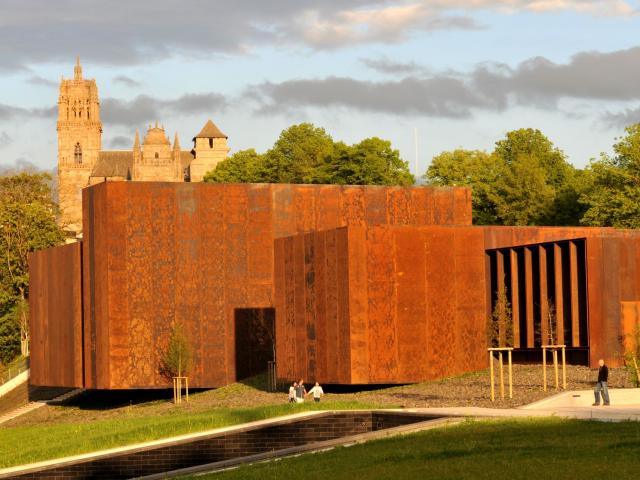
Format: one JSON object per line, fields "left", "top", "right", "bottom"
{"left": 57, "top": 57, "right": 102, "bottom": 234}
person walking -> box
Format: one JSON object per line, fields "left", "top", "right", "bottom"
{"left": 307, "top": 382, "right": 324, "bottom": 402}
{"left": 295, "top": 379, "right": 306, "bottom": 403}
{"left": 593, "top": 359, "right": 610, "bottom": 406}
{"left": 288, "top": 382, "right": 297, "bottom": 403}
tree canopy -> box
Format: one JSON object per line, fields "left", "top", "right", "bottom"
{"left": 0, "top": 172, "right": 65, "bottom": 364}
{"left": 424, "top": 128, "right": 584, "bottom": 226}
{"left": 579, "top": 124, "right": 640, "bottom": 228}
{"left": 204, "top": 123, "right": 414, "bottom": 186}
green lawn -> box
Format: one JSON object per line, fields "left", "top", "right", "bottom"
{"left": 0, "top": 400, "right": 381, "bottom": 469}
{"left": 188, "top": 418, "right": 640, "bottom": 480}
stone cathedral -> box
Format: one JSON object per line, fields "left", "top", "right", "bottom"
{"left": 57, "top": 58, "right": 230, "bottom": 233}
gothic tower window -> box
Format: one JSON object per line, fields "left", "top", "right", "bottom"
{"left": 209, "top": 138, "right": 213, "bottom": 148}
{"left": 155, "top": 152, "right": 159, "bottom": 159}
{"left": 74, "top": 143, "right": 82, "bottom": 164}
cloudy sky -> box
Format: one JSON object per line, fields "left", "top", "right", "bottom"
{"left": 1, "top": 0, "right": 639, "bottom": 175}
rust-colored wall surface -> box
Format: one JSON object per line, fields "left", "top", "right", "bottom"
{"left": 28, "top": 242, "right": 83, "bottom": 388}
{"left": 621, "top": 301, "right": 640, "bottom": 354}
{"left": 80, "top": 182, "right": 470, "bottom": 389}
{"left": 274, "top": 226, "right": 487, "bottom": 384}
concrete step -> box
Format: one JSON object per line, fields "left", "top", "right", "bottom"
{"left": 0, "top": 388, "right": 84, "bottom": 425}
{"left": 0, "top": 401, "right": 46, "bottom": 425}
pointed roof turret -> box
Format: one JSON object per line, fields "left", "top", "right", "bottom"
{"left": 193, "top": 119, "right": 227, "bottom": 141}
{"left": 74, "top": 56, "right": 82, "bottom": 80}
{"left": 173, "top": 132, "right": 181, "bottom": 150}
{"left": 133, "top": 129, "right": 140, "bottom": 150}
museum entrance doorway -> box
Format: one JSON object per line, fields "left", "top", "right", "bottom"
{"left": 234, "top": 308, "right": 275, "bottom": 381}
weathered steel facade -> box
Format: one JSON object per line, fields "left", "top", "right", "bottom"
{"left": 274, "top": 226, "right": 487, "bottom": 384}
{"left": 29, "top": 242, "right": 84, "bottom": 388}
{"left": 29, "top": 182, "right": 470, "bottom": 389}
{"left": 28, "top": 182, "right": 640, "bottom": 389}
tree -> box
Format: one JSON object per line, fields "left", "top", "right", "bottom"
{"left": 425, "top": 129, "right": 583, "bottom": 226}
{"left": 0, "top": 172, "right": 65, "bottom": 361}
{"left": 425, "top": 149, "right": 502, "bottom": 225}
{"left": 161, "top": 323, "right": 192, "bottom": 378}
{"left": 493, "top": 128, "right": 582, "bottom": 226}
{"left": 325, "top": 137, "right": 414, "bottom": 186}
{"left": 203, "top": 149, "right": 266, "bottom": 183}
{"left": 580, "top": 124, "right": 640, "bottom": 228}
{"left": 262, "top": 123, "right": 335, "bottom": 183}
{"left": 487, "top": 287, "right": 513, "bottom": 348}
{"left": 204, "top": 123, "right": 414, "bottom": 187}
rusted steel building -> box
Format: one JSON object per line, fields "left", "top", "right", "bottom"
{"left": 29, "top": 182, "right": 640, "bottom": 389}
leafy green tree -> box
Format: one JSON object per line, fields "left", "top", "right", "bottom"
{"left": 204, "top": 149, "right": 266, "bottom": 183}
{"left": 580, "top": 124, "right": 640, "bottom": 228}
{"left": 425, "top": 149, "right": 502, "bottom": 225}
{"left": 204, "top": 123, "right": 414, "bottom": 187}
{"left": 425, "top": 129, "right": 583, "bottom": 226}
{"left": 325, "top": 137, "right": 414, "bottom": 186}
{"left": 0, "top": 172, "right": 65, "bottom": 362}
{"left": 493, "top": 128, "right": 582, "bottom": 226}
{"left": 262, "top": 123, "right": 335, "bottom": 183}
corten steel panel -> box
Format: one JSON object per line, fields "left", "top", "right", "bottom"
{"left": 363, "top": 188, "right": 387, "bottom": 225}
{"left": 388, "top": 188, "right": 412, "bottom": 225}
{"left": 303, "top": 232, "right": 318, "bottom": 380}
{"left": 483, "top": 226, "right": 616, "bottom": 251}
{"left": 621, "top": 302, "right": 640, "bottom": 353}
{"left": 347, "top": 227, "right": 370, "bottom": 383}
{"left": 292, "top": 234, "right": 307, "bottom": 380}
{"left": 315, "top": 186, "right": 341, "bottom": 231}
{"left": 76, "top": 183, "right": 473, "bottom": 389}
{"left": 510, "top": 249, "right": 520, "bottom": 348}
{"left": 453, "top": 228, "right": 487, "bottom": 373}
{"left": 336, "top": 228, "right": 352, "bottom": 383}
{"left": 275, "top": 236, "right": 297, "bottom": 381}
{"left": 324, "top": 229, "right": 342, "bottom": 382}
{"left": 524, "top": 247, "right": 534, "bottom": 348}
{"left": 395, "top": 228, "right": 427, "bottom": 380}
{"left": 366, "top": 226, "right": 398, "bottom": 382}
{"left": 601, "top": 238, "right": 623, "bottom": 365}
{"left": 423, "top": 229, "right": 455, "bottom": 379}
{"left": 496, "top": 251, "right": 505, "bottom": 345}
{"left": 554, "top": 243, "right": 566, "bottom": 346}
{"left": 275, "top": 225, "right": 487, "bottom": 384}
{"left": 199, "top": 185, "right": 227, "bottom": 386}
{"left": 28, "top": 243, "right": 84, "bottom": 388}
{"left": 539, "top": 246, "right": 549, "bottom": 346}
{"left": 569, "top": 241, "right": 581, "bottom": 347}
{"left": 314, "top": 232, "right": 328, "bottom": 381}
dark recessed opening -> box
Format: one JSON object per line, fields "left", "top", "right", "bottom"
{"left": 234, "top": 308, "right": 275, "bottom": 381}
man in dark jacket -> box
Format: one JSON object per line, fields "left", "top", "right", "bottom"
{"left": 593, "top": 359, "right": 610, "bottom": 406}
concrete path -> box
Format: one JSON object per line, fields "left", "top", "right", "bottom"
{"left": 404, "top": 388, "right": 640, "bottom": 422}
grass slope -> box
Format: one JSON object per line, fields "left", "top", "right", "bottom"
{"left": 189, "top": 418, "right": 640, "bottom": 480}
{"left": 0, "top": 400, "right": 381, "bottom": 469}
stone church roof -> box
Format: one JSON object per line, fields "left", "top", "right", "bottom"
{"left": 90, "top": 150, "right": 195, "bottom": 179}
{"left": 193, "top": 120, "right": 227, "bottom": 140}
{"left": 92, "top": 151, "right": 133, "bottom": 178}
